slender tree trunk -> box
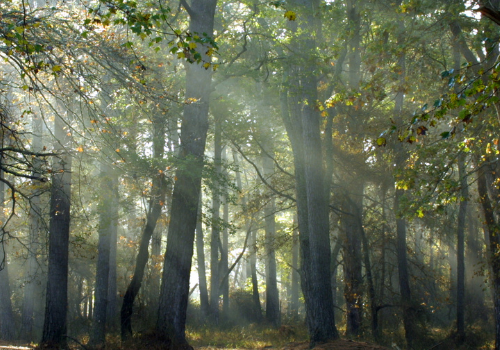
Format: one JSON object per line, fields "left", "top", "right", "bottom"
{"left": 250, "top": 228, "right": 262, "bottom": 319}
{"left": 0, "top": 250, "right": 16, "bottom": 341}
{"left": 341, "top": 190, "right": 364, "bottom": 336}
{"left": 90, "top": 163, "right": 118, "bottom": 347}
{"left": 290, "top": 216, "right": 300, "bottom": 319}
{"left": 41, "top": 115, "right": 72, "bottom": 348}
{"left": 392, "top": 7, "right": 416, "bottom": 346}
{"left": 156, "top": 1, "right": 217, "bottom": 345}
{"left": 221, "top": 178, "right": 230, "bottom": 319}
{"left": 210, "top": 118, "right": 222, "bottom": 323}
{"left": 360, "top": 223, "right": 378, "bottom": 340}
{"left": 22, "top": 113, "right": 44, "bottom": 342}
{"left": 106, "top": 181, "right": 119, "bottom": 332}
{"left": 121, "top": 115, "right": 166, "bottom": 340}
{"left": 477, "top": 158, "right": 500, "bottom": 350}
{"left": 262, "top": 139, "right": 280, "bottom": 327}
{"left": 456, "top": 152, "right": 468, "bottom": 342}
{"left": 196, "top": 194, "right": 210, "bottom": 317}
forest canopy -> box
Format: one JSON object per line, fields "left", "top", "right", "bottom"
{"left": 1, "top": 0, "right": 500, "bottom": 350}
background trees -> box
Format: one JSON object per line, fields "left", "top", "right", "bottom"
{"left": 1, "top": 0, "right": 500, "bottom": 349}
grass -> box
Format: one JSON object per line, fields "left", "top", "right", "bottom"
{"left": 186, "top": 324, "right": 308, "bottom": 349}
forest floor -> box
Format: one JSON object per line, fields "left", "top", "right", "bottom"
{"left": 281, "top": 340, "right": 391, "bottom": 350}
{"left": 0, "top": 339, "right": 391, "bottom": 350}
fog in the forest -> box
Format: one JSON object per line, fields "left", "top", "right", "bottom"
{"left": 0, "top": 0, "right": 499, "bottom": 350}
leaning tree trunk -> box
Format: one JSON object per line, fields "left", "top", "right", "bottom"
{"left": 156, "top": 0, "right": 217, "bottom": 346}
{"left": 121, "top": 115, "right": 166, "bottom": 340}
{"left": 41, "top": 115, "right": 72, "bottom": 348}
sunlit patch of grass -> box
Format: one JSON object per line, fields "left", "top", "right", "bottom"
{"left": 186, "top": 324, "right": 308, "bottom": 349}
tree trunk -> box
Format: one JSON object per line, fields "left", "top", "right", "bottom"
{"left": 249, "top": 228, "right": 262, "bottom": 319}
{"left": 221, "top": 176, "right": 230, "bottom": 319}
{"left": 456, "top": 152, "right": 468, "bottom": 342}
{"left": 341, "top": 190, "right": 364, "bottom": 336}
{"left": 121, "top": 115, "right": 166, "bottom": 340}
{"left": 22, "top": 113, "right": 44, "bottom": 342}
{"left": 41, "top": 115, "right": 72, "bottom": 348}
{"left": 90, "top": 163, "right": 118, "bottom": 347}
{"left": 289, "top": 0, "right": 339, "bottom": 341}
{"left": 290, "top": 216, "right": 300, "bottom": 319}
{"left": 477, "top": 158, "right": 500, "bottom": 350}
{"left": 0, "top": 250, "right": 16, "bottom": 341}
{"left": 106, "top": 180, "right": 119, "bottom": 332}
{"left": 262, "top": 139, "right": 280, "bottom": 327}
{"left": 392, "top": 7, "right": 416, "bottom": 346}
{"left": 196, "top": 194, "right": 210, "bottom": 317}
{"left": 210, "top": 118, "right": 222, "bottom": 323}
{"left": 156, "top": 1, "right": 217, "bottom": 345}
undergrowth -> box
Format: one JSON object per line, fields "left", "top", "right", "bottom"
{"left": 186, "top": 324, "right": 308, "bottom": 349}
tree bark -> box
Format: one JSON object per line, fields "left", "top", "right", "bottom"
{"left": 41, "top": 115, "right": 72, "bottom": 348}
{"left": 90, "top": 163, "right": 118, "bottom": 347}
{"left": 477, "top": 158, "right": 500, "bottom": 350}
{"left": 210, "top": 118, "right": 222, "bottom": 323}
{"left": 0, "top": 249, "right": 16, "bottom": 341}
{"left": 282, "top": 0, "right": 339, "bottom": 342}
{"left": 290, "top": 215, "right": 300, "bottom": 319}
{"left": 196, "top": 194, "right": 210, "bottom": 317}
{"left": 262, "top": 139, "right": 280, "bottom": 327}
{"left": 156, "top": 1, "right": 217, "bottom": 345}
{"left": 456, "top": 152, "right": 468, "bottom": 342}
{"left": 22, "top": 113, "right": 44, "bottom": 342}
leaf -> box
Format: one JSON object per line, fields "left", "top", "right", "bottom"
{"left": 77, "top": 146, "right": 84, "bottom": 152}
{"left": 284, "top": 10, "right": 296, "bottom": 21}
{"left": 440, "top": 131, "right": 451, "bottom": 139}
{"left": 52, "top": 65, "right": 62, "bottom": 72}
{"left": 376, "top": 137, "right": 386, "bottom": 146}
{"left": 416, "top": 126, "right": 428, "bottom": 135}
{"left": 188, "top": 42, "right": 197, "bottom": 49}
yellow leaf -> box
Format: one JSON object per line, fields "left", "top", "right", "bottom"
{"left": 284, "top": 10, "right": 296, "bottom": 21}
{"left": 203, "top": 62, "right": 210, "bottom": 69}
{"left": 188, "top": 42, "right": 197, "bottom": 50}
{"left": 15, "top": 26, "right": 24, "bottom": 34}
{"left": 206, "top": 47, "right": 214, "bottom": 56}
{"left": 213, "top": 64, "right": 219, "bottom": 71}
{"left": 52, "top": 65, "right": 62, "bottom": 72}
{"left": 77, "top": 146, "right": 84, "bottom": 152}
{"left": 116, "top": 148, "right": 120, "bottom": 153}
{"left": 177, "top": 52, "right": 185, "bottom": 59}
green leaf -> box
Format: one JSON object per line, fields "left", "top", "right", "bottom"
{"left": 440, "top": 131, "right": 451, "bottom": 139}
{"left": 376, "top": 137, "right": 386, "bottom": 146}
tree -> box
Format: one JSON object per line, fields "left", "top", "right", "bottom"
{"left": 156, "top": 0, "right": 218, "bottom": 346}
{"left": 41, "top": 113, "right": 72, "bottom": 348}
